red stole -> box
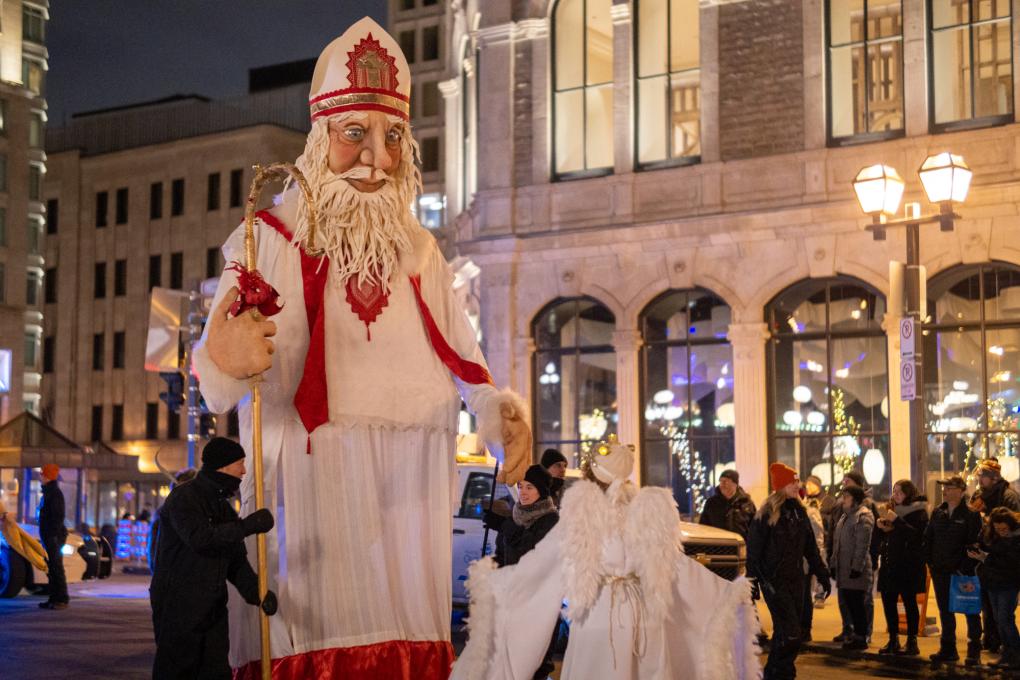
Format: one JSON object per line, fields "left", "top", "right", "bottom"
{"left": 255, "top": 210, "right": 493, "bottom": 451}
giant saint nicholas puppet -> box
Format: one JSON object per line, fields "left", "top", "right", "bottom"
{"left": 193, "top": 17, "right": 531, "bottom": 679}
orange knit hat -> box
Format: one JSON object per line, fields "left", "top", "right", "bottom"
{"left": 41, "top": 463, "right": 60, "bottom": 481}
{"left": 770, "top": 462, "right": 798, "bottom": 491}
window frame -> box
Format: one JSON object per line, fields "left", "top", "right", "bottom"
{"left": 115, "top": 187, "right": 128, "bottom": 224}
{"left": 531, "top": 296, "right": 618, "bottom": 461}
{"left": 632, "top": 0, "right": 703, "bottom": 171}
{"left": 551, "top": 0, "right": 616, "bottom": 181}
{"left": 639, "top": 288, "right": 735, "bottom": 511}
{"left": 825, "top": 0, "right": 907, "bottom": 147}
{"left": 926, "top": 0, "right": 1015, "bottom": 134}
{"left": 765, "top": 276, "right": 892, "bottom": 496}
{"left": 923, "top": 262, "right": 1020, "bottom": 471}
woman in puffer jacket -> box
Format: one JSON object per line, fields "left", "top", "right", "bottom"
{"left": 831, "top": 485, "right": 874, "bottom": 651}
{"left": 875, "top": 479, "right": 928, "bottom": 656}
{"left": 968, "top": 507, "right": 1020, "bottom": 669}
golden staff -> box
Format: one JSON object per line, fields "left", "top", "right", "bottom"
{"left": 243, "top": 163, "right": 321, "bottom": 680}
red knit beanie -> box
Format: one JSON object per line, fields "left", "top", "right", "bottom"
{"left": 770, "top": 463, "right": 798, "bottom": 491}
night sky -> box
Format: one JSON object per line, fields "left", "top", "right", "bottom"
{"left": 47, "top": 0, "right": 387, "bottom": 125}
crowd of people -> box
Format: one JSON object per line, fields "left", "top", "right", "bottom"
{"left": 696, "top": 457, "right": 1020, "bottom": 679}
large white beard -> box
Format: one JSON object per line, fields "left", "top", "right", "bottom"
{"left": 289, "top": 114, "right": 423, "bottom": 292}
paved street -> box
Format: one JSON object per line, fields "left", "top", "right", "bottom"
{"left": 0, "top": 573, "right": 999, "bottom": 679}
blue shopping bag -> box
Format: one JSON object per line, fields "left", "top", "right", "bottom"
{"left": 949, "top": 574, "right": 982, "bottom": 615}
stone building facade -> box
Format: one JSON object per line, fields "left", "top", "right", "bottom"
{"left": 43, "top": 89, "right": 308, "bottom": 486}
{"left": 0, "top": 1, "right": 50, "bottom": 420}
{"left": 444, "top": 0, "right": 1020, "bottom": 505}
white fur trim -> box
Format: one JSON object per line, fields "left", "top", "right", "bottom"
{"left": 458, "top": 557, "right": 499, "bottom": 680}
{"left": 475, "top": 388, "right": 528, "bottom": 447}
{"left": 560, "top": 480, "right": 610, "bottom": 621}
{"left": 701, "top": 576, "right": 762, "bottom": 680}
{"left": 624, "top": 487, "right": 681, "bottom": 622}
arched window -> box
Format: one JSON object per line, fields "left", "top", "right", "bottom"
{"left": 924, "top": 263, "right": 1020, "bottom": 481}
{"left": 634, "top": 0, "right": 700, "bottom": 168}
{"left": 641, "top": 289, "right": 733, "bottom": 514}
{"left": 767, "top": 278, "right": 890, "bottom": 497}
{"left": 552, "top": 0, "right": 615, "bottom": 178}
{"left": 532, "top": 298, "right": 617, "bottom": 465}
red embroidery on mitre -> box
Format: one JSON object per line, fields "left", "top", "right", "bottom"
{"left": 224, "top": 262, "right": 283, "bottom": 318}
{"left": 345, "top": 275, "right": 389, "bottom": 341}
{"left": 346, "top": 33, "right": 399, "bottom": 93}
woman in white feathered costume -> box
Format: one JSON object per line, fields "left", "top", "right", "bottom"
{"left": 452, "top": 437, "right": 762, "bottom": 680}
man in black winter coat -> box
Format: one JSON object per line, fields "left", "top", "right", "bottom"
{"left": 37, "top": 463, "right": 68, "bottom": 609}
{"left": 926, "top": 475, "right": 983, "bottom": 664}
{"left": 700, "top": 469, "right": 756, "bottom": 539}
{"left": 969, "top": 458, "right": 1020, "bottom": 653}
{"left": 150, "top": 438, "right": 277, "bottom": 680}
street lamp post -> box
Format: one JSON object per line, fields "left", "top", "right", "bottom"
{"left": 852, "top": 153, "right": 972, "bottom": 493}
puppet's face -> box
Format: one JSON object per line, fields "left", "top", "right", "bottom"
{"left": 327, "top": 111, "right": 403, "bottom": 193}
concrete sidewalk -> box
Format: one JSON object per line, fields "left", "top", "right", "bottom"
{"left": 756, "top": 590, "right": 1020, "bottom": 677}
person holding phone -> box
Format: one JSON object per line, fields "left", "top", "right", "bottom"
{"left": 875, "top": 479, "right": 929, "bottom": 656}
{"left": 968, "top": 507, "right": 1020, "bottom": 669}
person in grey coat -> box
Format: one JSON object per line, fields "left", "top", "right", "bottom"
{"left": 831, "top": 485, "right": 875, "bottom": 651}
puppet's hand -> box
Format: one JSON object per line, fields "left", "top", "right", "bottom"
{"left": 495, "top": 401, "right": 532, "bottom": 486}
{"left": 206, "top": 287, "right": 278, "bottom": 380}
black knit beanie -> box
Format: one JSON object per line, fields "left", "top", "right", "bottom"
{"left": 523, "top": 464, "right": 552, "bottom": 500}
{"left": 540, "top": 448, "right": 567, "bottom": 469}
{"left": 201, "top": 437, "right": 246, "bottom": 471}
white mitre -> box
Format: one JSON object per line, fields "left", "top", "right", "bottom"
{"left": 309, "top": 16, "right": 411, "bottom": 123}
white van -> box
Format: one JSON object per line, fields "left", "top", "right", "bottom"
{"left": 451, "top": 459, "right": 746, "bottom": 604}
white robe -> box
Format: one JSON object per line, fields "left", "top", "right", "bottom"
{"left": 194, "top": 193, "right": 512, "bottom": 677}
{"left": 451, "top": 480, "right": 762, "bottom": 680}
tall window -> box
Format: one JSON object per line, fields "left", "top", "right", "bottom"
{"left": 207, "top": 172, "right": 220, "bottom": 211}
{"left": 44, "top": 267, "right": 56, "bottom": 303}
{"left": 43, "top": 336, "right": 54, "bottom": 373}
{"left": 26, "top": 269, "right": 41, "bottom": 306}
{"left": 767, "top": 278, "right": 891, "bottom": 497}
{"left": 149, "top": 254, "right": 161, "bottom": 290}
{"left": 635, "top": 0, "right": 700, "bottom": 167}
{"left": 533, "top": 298, "right": 617, "bottom": 465}
{"left": 145, "top": 402, "right": 159, "bottom": 439}
{"left": 111, "top": 404, "right": 124, "bottom": 441}
{"left": 170, "top": 252, "right": 183, "bottom": 289}
{"left": 28, "top": 165, "right": 42, "bottom": 201}
{"left": 229, "top": 169, "right": 243, "bottom": 208}
{"left": 828, "top": 0, "right": 904, "bottom": 142}
{"left": 553, "top": 0, "right": 615, "bottom": 177}
{"left": 29, "top": 111, "right": 43, "bottom": 148}
{"left": 924, "top": 263, "right": 1020, "bottom": 482}
{"left": 150, "top": 182, "right": 163, "bottom": 219}
{"left": 171, "top": 178, "right": 184, "bottom": 216}
{"left": 92, "top": 333, "right": 104, "bottom": 370}
{"left": 27, "top": 218, "right": 42, "bottom": 254}
{"left": 113, "top": 331, "right": 126, "bottom": 369}
{"left": 22, "top": 58, "right": 44, "bottom": 96}
{"left": 46, "top": 198, "right": 57, "bottom": 234}
{"left": 91, "top": 405, "right": 103, "bottom": 442}
{"left": 22, "top": 5, "right": 45, "bottom": 44}
{"left": 94, "top": 262, "right": 106, "bottom": 299}
{"left": 641, "top": 290, "right": 733, "bottom": 514}
{"left": 115, "top": 187, "right": 128, "bottom": 224}
{"left": 0, "top": 154, "right": 7, "bottom": 192}
{"left": 930, "top": 0, "right": 1013, "bottom": 129}
{"left": 206, "top": 247, "right": 220, "bottom": 278}
{"left": 24, "top": 332, "right": 37, "bottom": 370}
{"left": 96, "top": 191, "right": 108, "bottom": 228}
{"left": 115, "top": 259, "right": 127, "bottom": 296}
{"left": 423, "top": 25, "right": 440, "bottom": 61}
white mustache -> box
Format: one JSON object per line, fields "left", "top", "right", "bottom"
{"left": 338, "top": 166, "right": 391, "bottom": 183}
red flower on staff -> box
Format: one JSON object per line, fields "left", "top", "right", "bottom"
{"left": 225, "top": 262, "right": 284, "bottom": 318}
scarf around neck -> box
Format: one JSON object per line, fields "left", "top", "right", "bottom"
{"left": 512, "top": 497, "right": 557, "bottom": 528}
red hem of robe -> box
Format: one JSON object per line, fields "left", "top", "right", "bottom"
{"left": 232, "top": 639, "right": 454, "bottom": 680}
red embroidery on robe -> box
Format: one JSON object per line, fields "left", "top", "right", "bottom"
{"left": 344, "top": 275, "right": 389, "bottom": 341}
